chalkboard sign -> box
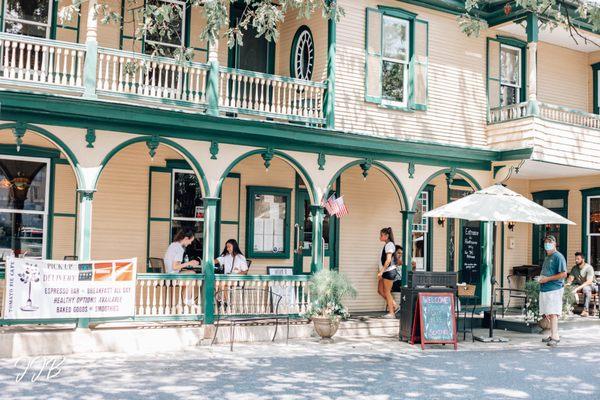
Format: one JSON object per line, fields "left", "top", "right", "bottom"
{"left": 461, "top": 225, "right": 481, "bottom": 284}
{"left": 410, "top": 292, "right": 457, "bottom": 350}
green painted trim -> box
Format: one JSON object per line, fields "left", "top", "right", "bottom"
{"left": 592, "top": 63, "right": 600, "bottom": 115}
{"left": 0, "top": 91, "right": 508, "bottom": 170}
{"left": 377, "top": 5, "right": 418, "bottom": 20}
{"left": 526, "top": 13, "right": 539, "bottom": 43}
{"left": 95, "top": 136, "right": 209, "bottom": 197}
{"left": 531, "top": 190, "right": 569, "bottom": 265}
{"left": 138, "top": 273, "right": 205, "bottom": 280}
{"left": 215, "top": 149, "right": 318, "bottom": 204}
{"left": 215, "top": 274, "right": 309, "bottom": 282}
{"left": 401, "top": 210, "right": 416, "bottom": 285}
{"left": 411, "top": 168, "right": 482, "bottom": 212}
{"left": 325, "top": 9, "right": 336, "bottom": 129}
{"left": 245, "top": 186, "right": 292, "bottom": 259}
{"left": 46, "top": 157, "right": 56, "bottom": 258}
{"left": 326, "top": 160, "right": 409, "bottom": 209}
{"left": 53, "top": 212, "right": 77, "bottom": 218}
{"left": 0, "top": 144, "right": 61, "bottom": 158}
{"left": 580, "top": 187, "right": 600, "bottom": 259}
{"left": 290, "top": 25, "right": 313, "bottom": 79}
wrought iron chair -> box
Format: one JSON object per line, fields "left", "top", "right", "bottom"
{"left": 211, "top": 286, "right": 290, "bottom": 351}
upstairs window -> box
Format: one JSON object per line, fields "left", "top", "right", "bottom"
{"left": 365, "top": 6, "right": 428, "bottom": 110}
{"left": 487, "top": 37, "right": 526, "bottom": 110}
{"left": 144, "top": 0, "right": 185, "bottom": 57}
{"left": 2, "top": 0, "right": 52, "bottom": 38}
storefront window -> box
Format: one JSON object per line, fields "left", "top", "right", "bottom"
{"left": 587, "top": 197, "right": 600, "bottom": 271}
{"left": 2, "top": 0, "right": 52, "bottom": 38}
{"left": 247, "top": 187, "right": 290, "bottom": 258}
{"left": 171, "top": 170, "right": 203, "bottom": 244}
{"left": 0, "top": 157, "right": 48, "bottom": 259}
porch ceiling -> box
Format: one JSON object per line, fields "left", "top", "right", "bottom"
{"left": 498, "top": 21, "right": 600, "bottom": 52}
{"left": 508, "top": 160, "right": 600, "bottom": 180}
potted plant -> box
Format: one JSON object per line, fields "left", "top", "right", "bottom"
{"left": 524, "top": 280, "right": 576, "bottom": 329}
{"left": 304, "top": 270, "right": 357, "bottom": 341}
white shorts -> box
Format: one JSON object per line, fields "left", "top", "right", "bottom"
{"left": 539, "top": 288, "right": 564, "bottom": 316}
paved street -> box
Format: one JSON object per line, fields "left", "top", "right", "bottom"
{"left": 1, "top": 337, "right": 599, "bottom": 400}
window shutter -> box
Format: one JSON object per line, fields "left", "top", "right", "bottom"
{"left": 411, "top": 19, "right": 428, "bottom": 110}
{"left": 487, "top": 38, "right": 501, "bottom": 113}
{"left": 365, "top": 8, "right": 383, "bottom": 103}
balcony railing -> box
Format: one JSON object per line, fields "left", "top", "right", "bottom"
{"left": 0, "top": 33, "right": 326, "bottom": 125}
{"left": 0, "top": 32, "right": 85, "bottom": 92}
{"left": 489, "top": 100, "right": 600, "bottom": 130}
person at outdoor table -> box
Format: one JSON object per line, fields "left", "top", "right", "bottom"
{"left": 214, "top": 239, "right": 248, "bottom": 275}
{"left": 567, "top": 252, "right": 598, "bottom": 317}
{"left": 538, "top": 235, "right": 568, "bottom": 347}
{"left": 164, "top": 229, "right": 200, "bottom": 273}
{"left": 377, "top": 227, "right": 398, "bottom": 318}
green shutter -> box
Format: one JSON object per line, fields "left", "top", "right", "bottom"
{"left": 487, "top": 38, "right": 501, "bottom": 114}
{"left": 411, "top": 19, "right": 428, "bottom": 111}
{"left": 365, "top": 8, "right": 383, "bottom": 104}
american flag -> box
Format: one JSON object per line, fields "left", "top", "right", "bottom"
{"left": 323, "top": 194, "right": 349, "bottom": 217}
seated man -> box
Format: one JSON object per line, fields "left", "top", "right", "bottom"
{"left": 567, "top": 252, "right": 598, "bottom": 317}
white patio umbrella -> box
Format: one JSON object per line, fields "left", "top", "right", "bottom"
{"left": 422, "top": 183, "right": 575, "bottom": 342}
{"left": 423, "top": 184, "right": 575, "bottom": 225}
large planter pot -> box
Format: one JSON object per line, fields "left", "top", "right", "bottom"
{"left": 312, "top": 316, "right": 340, "bottom": 340}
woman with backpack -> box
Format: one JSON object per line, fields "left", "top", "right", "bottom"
{"left": 377, "top": 227, "right": 399, "bottom": 318}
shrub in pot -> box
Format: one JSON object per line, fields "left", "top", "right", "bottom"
{"left": 524, "top": 280, "right": 576, "bottom": 328}
{"left": 303, "top": 270, "right": 357, "bottom": 340}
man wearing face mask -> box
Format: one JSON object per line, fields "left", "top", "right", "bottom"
{"left": 567, "top": 252, "right": 598, "bottom": 317}
{"left": 537, "top": 235, "right": 567, "bottom": 347}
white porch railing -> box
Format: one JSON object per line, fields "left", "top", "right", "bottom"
{"left": 214, "top": 275, "right": 310, "bottom": 316}
{"left": 218, "top": 67, "right": 326, "bottom": 123}
{"left": 0, "top": 32, "right": 85, "bottom": 91}
{"left": 96, "top": 48, "right": 209, "bottom": 107}
{"left": 135, "top": 273, "right": 203, "bottom": 319}
{"left": 488, "top": 101, "right": 529, "bottom": 124}
{"left": 538, "top": 102, "right": 600, "bottom": 130}
{"left": 489, "top": 101, "right": 600, "bottom": 130}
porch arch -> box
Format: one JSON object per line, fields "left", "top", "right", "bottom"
{"left": 326, "top": 160, "right": 409, "bottom": 210}
{"left": 0, "top": 122, "right": 83, "bottom": 188}
{"left": 215, "top": 149, "right": 318, "bottom": 204}
{"left": 94, "top": 136, "right": 210, "bottom": 196}
{"left": 411, "top": 168, "right": 482, "bottom": 211}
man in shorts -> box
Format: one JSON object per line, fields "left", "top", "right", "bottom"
{"left": 538, "top": 235, "right": 567, "bottom": 347}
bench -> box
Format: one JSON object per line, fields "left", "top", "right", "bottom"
{"left": 211, "top": 287, "right": 290, "bottom": 351}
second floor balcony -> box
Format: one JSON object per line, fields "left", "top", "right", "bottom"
{"left": 0, "top": 0, "right": 331, "bottom": 127}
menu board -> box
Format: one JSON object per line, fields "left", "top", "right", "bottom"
{"left": 410, "top": 292, "right": 457, "bottom": 350}
{"left": 461, "top": 225, "right": 481, "bottom": 283}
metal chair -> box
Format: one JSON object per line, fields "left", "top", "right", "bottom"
{"left": 148, "top": 257, "right": 165, "bottom": 273}
{"left": 211, "top": 286, "right": 290, "bottom": 351}
{"left": 499, "top": 275, "right": 527, "bottom": 317}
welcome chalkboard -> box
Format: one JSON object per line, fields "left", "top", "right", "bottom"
{"left": 410, "top": 292, "right": 457, "bottom": 350}
{"left": 461, "top": 225, "right": 481, "bottom": 284}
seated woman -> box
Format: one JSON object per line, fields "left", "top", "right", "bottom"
{"left": 164, "top": 229, "right": 200, "bottom": 273}
{"left": 214, "top": 239, "right": 248, "bottom": 275}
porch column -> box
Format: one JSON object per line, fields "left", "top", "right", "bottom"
{"left": 202, "top": 197, "right": 219, "bottom": 324}
{"left": 76, "top": 189, "right": 95, "bottom": 261}
{"left": 310, "top": 205, "right": 325, "bottom": 273}
{"left": 206, "top": 39, "right": 220, "bottom": 116}
{"left": 83, "top": 0, "right": 98, "bottom": 98}
{"left": 480, "top": 221, "right": 494, "bottom": 307}
{"left": 324, "top": 0, "right": 337, "bottom": 129}
{"left": 401, "top": 210, "right": 416, "bottom": 285}
{"left": 526, "top": 13, "right": 539, "bottom": 116}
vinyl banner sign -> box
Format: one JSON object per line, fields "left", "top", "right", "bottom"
{"left": 3, "top": 258, "right": 137, "bottom": 320}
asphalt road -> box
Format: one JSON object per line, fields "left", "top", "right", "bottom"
{"left": 0, "top": 339, "right": 598, "bottom": 400}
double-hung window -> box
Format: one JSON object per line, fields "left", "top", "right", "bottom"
{"left": 2, "top": 0, "right": 52, "bottom": 38}
{"left": 171, "top": 169, "right": 203, "bottom": 241}
{"left": 500, "top": 44, "right": 522, "bottom": 106}
{"left": 144, "top": 0, "right": 185, "bottom": 57}
{"left": 365, "top": 6, "right": 428, "bottom": 110}
{"left": 246, "top": 186, "right": 291, "bottom": 259}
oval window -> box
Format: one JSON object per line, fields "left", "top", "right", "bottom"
{"left": 291, "top": 26, "right": 315, "bottom": 80}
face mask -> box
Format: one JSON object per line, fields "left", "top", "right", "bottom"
{"left": 544, "top": 243, "right": 555, "bottom": 251}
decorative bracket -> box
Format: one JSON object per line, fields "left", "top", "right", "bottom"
{"left": 262, "top": 147, "right": 274, "bottom": 170}
{"left": 77, "top": 189, "right": 96, "bottom": 201}
{"left": 446, "top": 167, "right": 457, "bottom": 185}
{"left": 210, "top": 140, "right": 219, "bottom": 160}
{"left": 85, "top": 128, "right": 96, "bottom": 148}
{"left": 13, "top": 122, "right": 26, "bottom": 152}
{"left": 146, "top": 135, "right": 159, "bottom": 160}
{"left": 360, "top": 158, "right": 372, "bottom": 179}
{"left": 318, "top": 153, "right": 326, "bottom": 171}
{"left": 408, "top": 161, "right": 415, "bottom": 179}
